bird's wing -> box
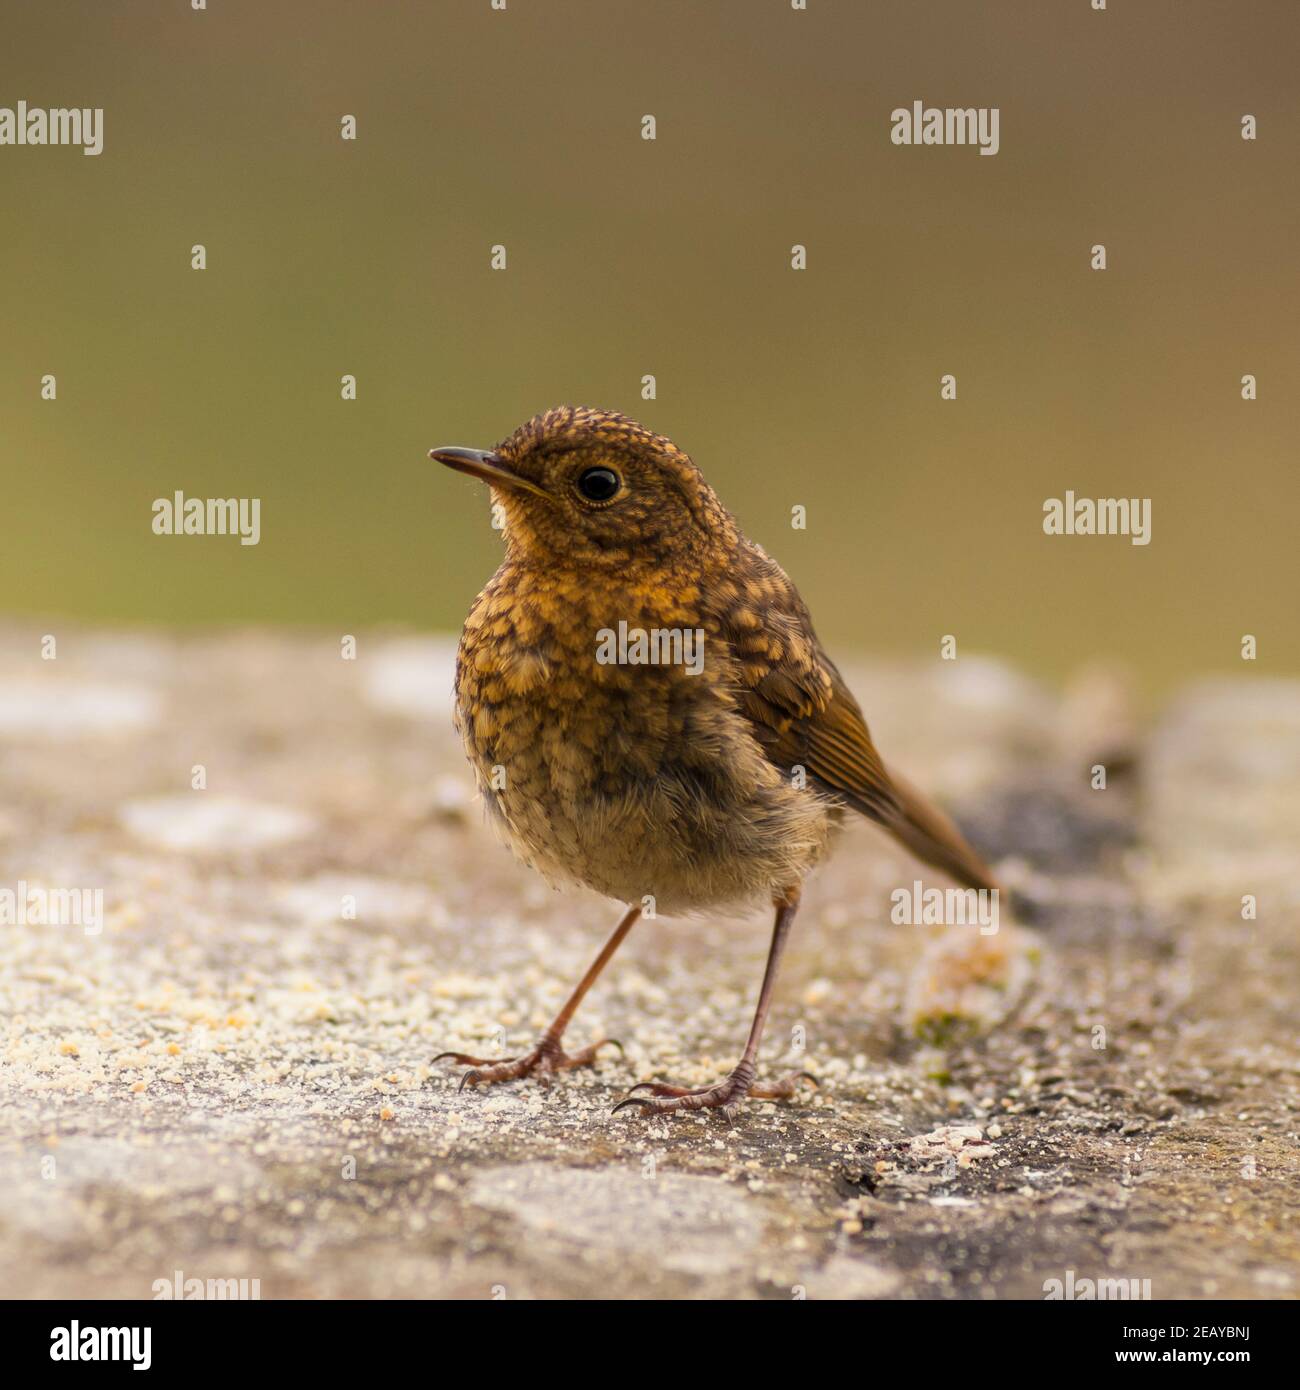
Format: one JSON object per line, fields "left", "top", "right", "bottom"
{"left": 714, "top": 542, "right": 1000, "bottom": 893}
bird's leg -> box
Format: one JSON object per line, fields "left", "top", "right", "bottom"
{"left": 613, "top": 886, "right": 817, "bottom": 1117}
{"left": 436, "top": 905, "right": 640, "bottom": 1091}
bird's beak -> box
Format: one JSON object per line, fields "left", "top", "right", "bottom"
{"left": 428, "top": 446, "right": 549, "bottom": 499}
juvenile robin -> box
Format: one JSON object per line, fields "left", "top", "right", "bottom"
{"left": 430, "top": 406, "right": 1002, "bottom": 1116}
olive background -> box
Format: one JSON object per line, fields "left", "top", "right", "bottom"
{"left": 2, "top": 0, "right": 1296, "bottom": 694}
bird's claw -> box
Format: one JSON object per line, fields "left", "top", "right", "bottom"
{"left": 433, "top": 1036, "right": 623, "bottom": 1090}
{"left": 612, "top": 1068, "right": 818, "bottom": 1117}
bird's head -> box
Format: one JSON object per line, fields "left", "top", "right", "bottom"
{"left": 430, "top": 406, "right": 736, "bottom": 568}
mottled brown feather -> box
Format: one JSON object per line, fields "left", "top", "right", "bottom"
{"left": 717, "top": 540, "right": 1001, "bottom": 894}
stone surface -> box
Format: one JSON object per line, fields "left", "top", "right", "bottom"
{"left": 0, "top": 626, "right": 1297, "bottom": 1300}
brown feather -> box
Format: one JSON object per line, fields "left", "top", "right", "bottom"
{"left": 717, "top": 540, "right": 1001, "bottom": 894}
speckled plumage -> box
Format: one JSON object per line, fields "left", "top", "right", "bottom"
{"left": 451, "top": 406, "right": 994, "bottom": 914}
{"left": 432, "top": 406, "right": 999, "bottom": 1112}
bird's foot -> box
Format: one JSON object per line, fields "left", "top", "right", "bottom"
{"left": 434, "top": 1033, "right": 622, "bottom": 1091}
{"left": 612, "top": 1064, "right": 817, "bottom": 1117}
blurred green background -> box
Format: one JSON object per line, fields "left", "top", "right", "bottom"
{"left": 2, "top": 0, "right": 1296, "bottom": 694}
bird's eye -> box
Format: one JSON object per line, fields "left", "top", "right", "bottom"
{"left": 576, "top": 466, "right": 621, "bottom": 502}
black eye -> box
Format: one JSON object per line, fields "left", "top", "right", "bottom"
{"left": 576, "top": 466, "right": 621, "bottom": 502}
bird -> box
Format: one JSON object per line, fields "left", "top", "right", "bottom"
{"left": 430, "top": 406, "right": 1002, "bottom": 1116}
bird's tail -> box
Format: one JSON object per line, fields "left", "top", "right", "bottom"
{"left": 880, "top": 767, "right": 1002, "bottom": 895}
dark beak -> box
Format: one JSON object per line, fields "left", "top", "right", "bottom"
{"left": 428, "top": 446, "right": 548, "bottom": 499}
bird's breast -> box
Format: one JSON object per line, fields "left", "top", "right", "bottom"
{"left": 451, "top": 562, "right": 833, "bottom": 911}
{"left": 456, "top": 567, "right": 727, "bottom": 784}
